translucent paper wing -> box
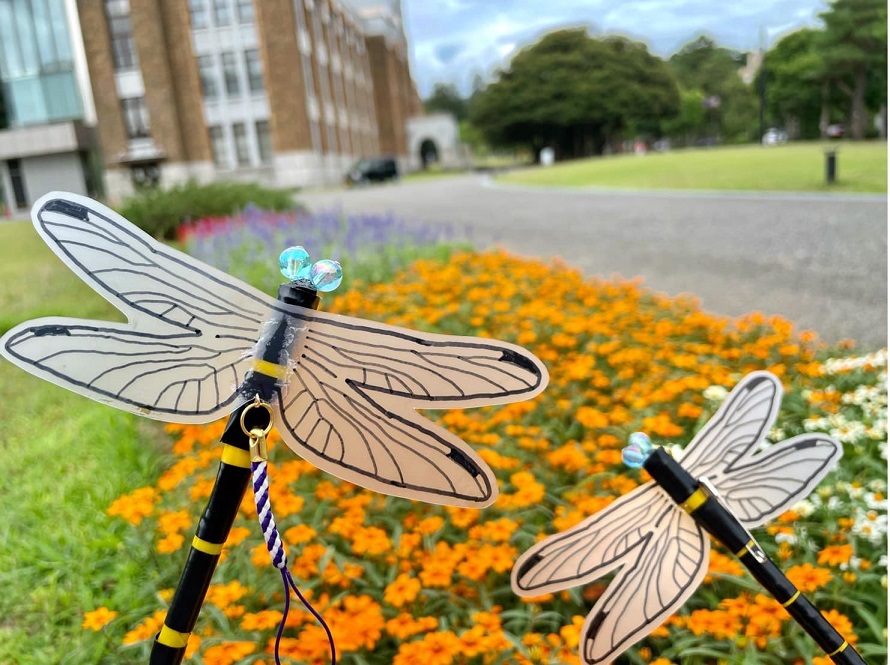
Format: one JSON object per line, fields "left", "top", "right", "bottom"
{"left": 580, "top": 508, "right": 708, "bottom": 665}
{"left": 1, "top": 193, "right": 273, "bottom": 421}
{"left": 274, "top": 311, "right": 548, "bottom": 506}
{"left": 512, "top": 486, "right": 708, "bottom": 665}
{"left": 680, "top": 371, "right": 782, "bottom": 479}
{"left": 512, "top": 485, "right": 670, "bottom": 594}
{"left": 1, "top": 192, "right": 548, "bottom": 507}
{"left": 713, "top": 434, "right": 842, "bottom": 526}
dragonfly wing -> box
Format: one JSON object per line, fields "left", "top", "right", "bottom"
{"left": 714, "top": 434, "right": 842, "bottom": 527}
{"left": 512, "top": 484, "right": 670, "bottom": 595}
{"left": 680, "top": 372, "right": 782, "bottom": 478}
{"left": 1, "top": 192, "right": 274, "bottom": 421}
{"left": 273, "top": 307, "right": 548, "bottom": 507}
{"left": 581, "top": 507, "right": 709, "bottom": 665}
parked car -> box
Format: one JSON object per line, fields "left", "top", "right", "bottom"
{"left": 344, "top": 157, "right": 399, "bottom": 185}
{"left": 762, "top": 128, "right": 788, "bottom": 145}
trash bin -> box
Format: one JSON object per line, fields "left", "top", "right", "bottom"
{"left": 825, "top": 149, "right": 838, "bottom": 184}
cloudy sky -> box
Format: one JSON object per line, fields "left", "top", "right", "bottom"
{"left": 402, "top": 0, "right": 830, "bottom": 97}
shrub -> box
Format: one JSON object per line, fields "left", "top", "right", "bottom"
{"left": 117, "top": 181, "right": 298, "bottom": 239}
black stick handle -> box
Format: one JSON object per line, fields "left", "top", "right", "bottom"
{"left": 645, "top": 448, "right": 867, "bottom": 665}
{"left": 148, "top": 283, "right": 319, "bottom": 664}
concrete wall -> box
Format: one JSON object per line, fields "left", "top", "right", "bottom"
{"left": 2, "top": 153, "right": 88, "bottom": 215}
{"left": 406, "top": 113, "right": 466, "bottom": 171}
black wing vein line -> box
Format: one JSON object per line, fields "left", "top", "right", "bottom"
{"left": 0, "top": 192, "right": 278, "bottom": 422}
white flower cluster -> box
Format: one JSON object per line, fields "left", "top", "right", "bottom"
{"left": 822, "top": 349, "right": 887, "bottom": 376}
{"left": 803, "top": 350, "right": 888, "bottom": 444}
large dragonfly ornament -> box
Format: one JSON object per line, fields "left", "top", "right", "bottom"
{"left": 512, "top": 371, "right": 864, "bottom": 665}
{"left": 2, "top": 192, "right": 548, "bottom": 665}
{"left": 2, "top": 192, "right": 548, "bottom": 507}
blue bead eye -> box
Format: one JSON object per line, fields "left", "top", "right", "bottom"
{"left": 622, "top": 431, "right": 654, "bottom": 469}
{"left": 279, "top": 246, "right": 311, "bottom": 281}
{"left": 310, "top": 259, "right": 343, "bottom": 292}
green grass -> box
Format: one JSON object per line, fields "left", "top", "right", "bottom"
{"left": 498, "top": 141, "right": 888, "bottom": 193}
{"left": 0, "top": 222, "right": 167, "bottom": 664}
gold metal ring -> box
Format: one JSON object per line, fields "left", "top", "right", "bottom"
{"left": 240, "top": 395, "right": 274, "bottom": 437}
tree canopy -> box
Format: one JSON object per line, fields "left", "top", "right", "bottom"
{"left": 423, "top": 83, "right": 469, "bottom": 122}
{"left": 470, "top": 29, "right": 680, "bottom": 159}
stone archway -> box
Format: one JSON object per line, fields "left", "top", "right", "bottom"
{"left": 419, "top": 138, "right": 439, "bottom": 169}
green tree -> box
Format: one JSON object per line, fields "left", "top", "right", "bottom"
{"left": 669, "top": 36, "right": 758, "bottom": 142}
{"left": 662, "top": 88, "right": 707, "bottom": 145}
{"left": 424, "top": 83, "right": 469, "bottom": 121}
{"left": 470, "top": 29, "right": 680, "bottom": 159}
{"left": 763, "top": 29, "right": 832, "bottom": 139}
{"left": 818, "top": 0, "right": 887, "bottom": 139}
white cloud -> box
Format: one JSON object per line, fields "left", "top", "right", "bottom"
{"left": 403, "top": 0, "right": 828, "bottom": 96}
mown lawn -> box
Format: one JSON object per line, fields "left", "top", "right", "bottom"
{"left": 499, "top": 141, "right": 888, "bottom": 193}
{"left": 0, "top": 222, "right": 167, "bottom": 664}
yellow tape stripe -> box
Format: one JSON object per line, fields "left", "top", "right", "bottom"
{"left": 680, "top": 488, "right": 708, "bottom": 513}
{"left": 158, "top": 624, "right": 190, "bottom": 648}
{"left": 192, "top": 536, "right": 223, "bottom": 555}
{"left": 828, "top": 640, "right": 849, "bottom": 657}
{"left": 735, "top": 540, "right": 755, "bottom": 558}
{"left": 781, "top": 590, "right": 800, "bottom": 608}
{"left": 251, "top": 358, "right": 290, "bottom": 380}
{"left": 221, "top": 444, "right": 251, "bottom": 468}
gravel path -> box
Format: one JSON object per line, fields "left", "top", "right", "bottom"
{"left": 300, "top": 176, "right": 888, "bottom": 349}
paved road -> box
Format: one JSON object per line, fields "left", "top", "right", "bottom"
{"left": 300, "top": 176, "right": 888, "bottom": 349}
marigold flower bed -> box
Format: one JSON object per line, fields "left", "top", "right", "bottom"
{"left": 92, "top": 251, "right": 887, "bottom": 664}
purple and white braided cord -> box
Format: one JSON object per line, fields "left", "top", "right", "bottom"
{"left": 252, "top": 460, "right": 287, "bottom": 569}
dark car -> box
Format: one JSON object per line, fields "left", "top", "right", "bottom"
{"left": 345, "top": 157, "right": 399, "bottom": 185}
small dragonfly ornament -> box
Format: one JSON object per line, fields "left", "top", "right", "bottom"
{"left": 2, "top": 192, "right": 548, "bottom": 507}
{"left": 512, "top": 371, "right": 865, "bottom": 665}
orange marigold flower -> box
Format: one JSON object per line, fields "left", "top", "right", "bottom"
{"left": 241, "top": 610, "right": 283, "bottom": 631}
{"left": 817, "top": 544, "right": 854, "bottom": 567}
{"left": 283, "top": 524, "right": 317, "bottom": 545}
{"left": 384, "top": 574, "right": 421, "bottom": 607}
{"left": 123, "top": 610, "right": 166, "bottom": 644}
{"left": 576, "top": 406, "right": 609, "bottom": 429}
{"left": 386, "top": 614, "right": 439, "bottom": 640}
{"left": 821, "top": 609, "right": 857, "bottom": 644}
{"left": 202, "top": 641, "right": 255, "bottom": 665}
{"left": 786, "top": 563, "right": 834, "bottom": 592}
{"left": 82, "top": 607, "right": 117, "bottom": 631}
{"left": 157, "top": 533, "right": 184, "bottom": 554}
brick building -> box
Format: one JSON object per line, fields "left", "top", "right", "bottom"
{"left": 77, "top": 0, "right": 421, "bottom": 201}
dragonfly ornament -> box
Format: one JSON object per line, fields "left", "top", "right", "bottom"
{"left": 2, "top": 192, "right": 548, "bottom": 664}
{"left": 512, "top": 371, "right": 865, "bottom": 665}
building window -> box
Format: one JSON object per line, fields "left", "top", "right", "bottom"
{"left": 197, "top": 55, "right": 218, "bottom": 99}
{"left": 121, "top": 97, "right": 150, "bottom": 138}
{"left": 208, "top": 125, "right": 227, "bottom": 167}
{"left": 255, "top": 120, "right": 272, "bottom": 163}
{"left": 188, "top": 0, "right": 208, "bottom": 29}
{"left": 236, "top": 0, "right": 254, "bottom": 23}
{"left": 213, "top": 0, "right": 231, "bottom": 26}
{"left": 244, "top": 49, "right": 264, "bottom": 94}
{"left": 232, "top": 122, "right": 250, "bottom": 165}
{"left": 221, "top": 52, "right": 240, "bottom": 97}
{"left": 107, "top": 13, "right": 138, "bottom": 70}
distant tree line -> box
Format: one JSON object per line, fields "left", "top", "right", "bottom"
{"left": 423, "top": 0, "right": 887, "bottom": 160}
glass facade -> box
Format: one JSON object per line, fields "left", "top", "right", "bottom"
{"left": 0, "top": 0, "right": 82, "bottom": 127}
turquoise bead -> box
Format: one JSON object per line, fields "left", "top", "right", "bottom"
{"left": 622, "top": 431, "right": 654, "bottom": 469}
{"left": 279, "top": 246, "right": 311, "bottom": 281}
{"left": 310, "top": 259, "right": 343, "bottom": 292}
